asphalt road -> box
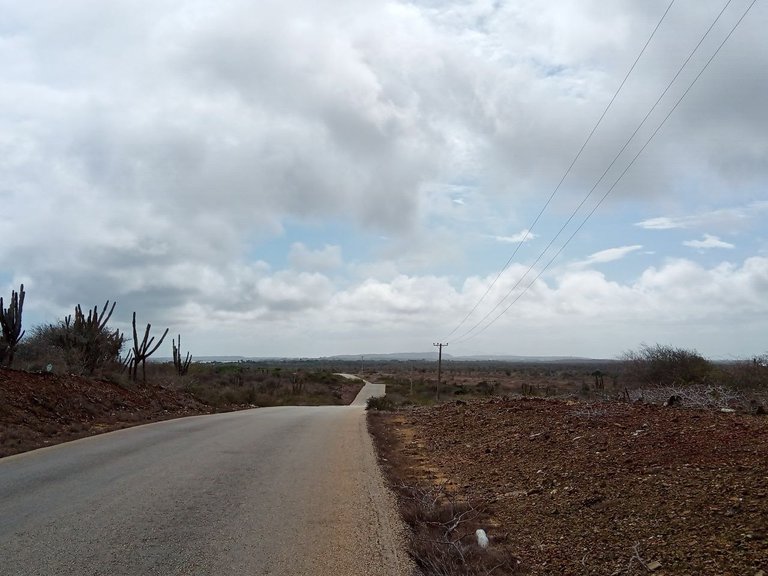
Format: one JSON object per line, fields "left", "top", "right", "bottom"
{"left": 0, "top": 381, "right": 413, "bottom": 575}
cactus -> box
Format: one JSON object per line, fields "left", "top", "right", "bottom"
{"left": 172, "top": 334, "right": 192, "bottom": 376}
{"left": 0, "top": 284, "right": 26, "bottom": 368}
{"left": 130, "top": 312, "right": 169, "bottom": 384}
{"left": 60, "top": 301, "right": 123, "bottom": 375}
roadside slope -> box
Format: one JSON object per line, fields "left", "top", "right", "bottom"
{"left": 0, "top": 367, "right": 210, "bottom": 457}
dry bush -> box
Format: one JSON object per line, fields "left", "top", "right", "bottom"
{"left": 396, "top": 483, "right": 522, "bottom": 576}
{"left": 366, "top": 396, "right": 397, "bottom": 411}
{"left": 620, "top": 344, "right": 713, "bottom": 387}
{"left": 625, "top": 383, "right": 744, "bottom": 410}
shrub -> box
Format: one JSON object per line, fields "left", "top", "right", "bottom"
{"left": 366, "top": 395, "right": 396, "bottom": 411}
{"left": 19, "top": 310, "right": 124, "bottom": 376}
{"left": 620, "top": 343, "right": 713, "bottom": 387}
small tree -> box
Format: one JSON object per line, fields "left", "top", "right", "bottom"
{"left": 130, "top": 312, "right": 168, "bottom": 384}
{"left": 172, "top": 334, "right": 192, "bottom": 376}
{"left": 0, "top": 284, "right": 25, "bottom": 368}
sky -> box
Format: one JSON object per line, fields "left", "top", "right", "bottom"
{"left": 1, "top": 0, "right": 766, "bottom": 360}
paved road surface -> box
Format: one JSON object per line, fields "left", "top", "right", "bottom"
{"left": 0, "top": 380, "right": 412, "bottom": 575}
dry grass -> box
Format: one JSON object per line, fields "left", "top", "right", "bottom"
{"left": 398, "top": 483, "right": 523, "bottom": 576}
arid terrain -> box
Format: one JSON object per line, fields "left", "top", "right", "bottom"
{"left": 0, "top": 368, "right": 216, "bottom": 457}
{"left": 3, "top": 354, "right": 767, "bottom": 575}
{"left": 370, "top": 397, "right": 768, "bottom": 575}
{"left": 0, "top": 365, "right": 363, "bottom": 457}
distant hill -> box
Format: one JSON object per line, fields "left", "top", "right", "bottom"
{"left": 456, "top": 355, "right": 614, "bottom": 363}
{"left": 155, "top": 353, "right": 614, "bottom": 364}
{"left": 328, "top": 352, "right": 442, "bottom": 361}
{"left": 326, "top": 352, "right": 612, "bottom": 363}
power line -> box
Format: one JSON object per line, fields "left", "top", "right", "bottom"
{"left": 453, "top": 0, "right": 758, "bottom": 345}
{"left": 444, "top": 0, "right": 678, "bottom": 339}
{"left": 450, "top": 0, "right": 738, "bottom": 345}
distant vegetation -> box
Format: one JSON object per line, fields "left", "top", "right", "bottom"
{"left": 156, "top": 363, "right": 357, "bottom": 408}
{"left": 363, "top": 346, "right": 767, "bottom": 413}
{"left": 2, "top": 284, "right": 766, "bottom": 412}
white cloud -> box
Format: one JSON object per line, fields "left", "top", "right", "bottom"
{"left": 635, "top": 216, "right": 686, "bottom": 230}
{"left": 683, "top": 234, "right": 735, "bottom": 250}
{"left": 572, "top": 245, "right": 643, "bottom": 267}
{"left": 492, "top": 230, "right": 537, "bottom": 244}
{"left": 454, "top": 256, "right": 768, "bottom": 356}
{"left": 635, "top": 202, "right": 768, "bottom": 230}
{"left": 21, "top": 254, "right": 758, "bottom": 359}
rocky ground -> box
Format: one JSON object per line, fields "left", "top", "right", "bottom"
{"left": 370, "top": 397, "right": 768, "bottom": 575}
{"left": 0, "top": 367, "right": 214, "bottom": 457}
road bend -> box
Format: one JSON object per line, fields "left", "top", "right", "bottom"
{"left": 0, "top": 380, "right": 413, "bottom": 575}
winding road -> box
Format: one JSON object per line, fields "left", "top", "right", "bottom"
{"left": 0, "top": 379, "right": 413, "bottom": 575}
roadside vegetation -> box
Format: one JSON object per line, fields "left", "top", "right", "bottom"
{"left": 4, "top": 284, "right": 362, "bottom": 407}
{"left": 0, "top": 285, "right": 364, "bottom": 457}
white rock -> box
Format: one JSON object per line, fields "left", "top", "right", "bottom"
{"left": 476, "top": 529, "right": 489, "bottom": 549}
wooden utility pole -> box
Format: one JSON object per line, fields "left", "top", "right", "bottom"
{"left": 433, "top": 342, "right": 447, "bottom": 401}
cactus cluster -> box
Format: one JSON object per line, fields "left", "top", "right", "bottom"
{"left": 2, "top": 284, "right": 188, "bottom": 384}
{"left": 60, "top": 301, "right": 124, "bottom": 375}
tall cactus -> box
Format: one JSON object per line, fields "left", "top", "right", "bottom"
{"left": 0, "top": 284, "right": 25, "bottom": 368}
{"left": 130, "top": 312, "right": 169, "bottom": 384}
{"left": 172, "top": 334, "right": 192, "bottom": 376}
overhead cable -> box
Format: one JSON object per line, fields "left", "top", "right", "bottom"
{"left": 451, "top": 0, "right": 736, "bottom": 344}
{"left": 444, "top": 0, "right": 678, "bottom": 339}
{"left": 452, "top": 0, "right": 758, "bottom": 345}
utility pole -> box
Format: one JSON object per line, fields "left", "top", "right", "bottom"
{"left": 433, "top": 342, "right": 447, "bottom": 402}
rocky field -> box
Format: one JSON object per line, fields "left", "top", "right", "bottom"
{"left": 370, "top": 397, "right": 768, "bottom": 575}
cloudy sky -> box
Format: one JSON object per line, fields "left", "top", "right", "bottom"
{"left": 1, "top": 0, "right": 766, "bottom": 359}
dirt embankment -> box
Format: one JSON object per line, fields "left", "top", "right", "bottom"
{"left": 370, "top": 398, "right": 768, "bottom": 575}
{"left": 0, "top": 368, "right": 213, "bottom": 458}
